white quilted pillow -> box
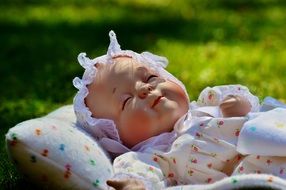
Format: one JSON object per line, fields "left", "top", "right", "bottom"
{"left": 5, "top": 105, "right": 113, "bottom": 189}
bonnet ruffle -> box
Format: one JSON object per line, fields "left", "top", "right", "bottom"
{"left": 73, "top": 31, "right": 189, "bottom": 154}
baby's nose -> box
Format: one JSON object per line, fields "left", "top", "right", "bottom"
{"left": 137, "top": 84, "right": 152, "bottom": 99}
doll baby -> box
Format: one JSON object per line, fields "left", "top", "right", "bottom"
{"left": 73, "top": 31, "right": 286, "bottom": 189}
{"left": 85, "top": 54, "right": 191, "bottom": 148}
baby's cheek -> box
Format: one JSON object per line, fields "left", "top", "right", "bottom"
{"left": 118, "top": 110, "right": 157, "bottom": 147}
{"left": 126, "top": 110, "right": 156, "bottom": 135}
{"left": 127, "top": 110, "right": 152, "bottom": 130}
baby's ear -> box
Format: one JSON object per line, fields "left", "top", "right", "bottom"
{"left": 141, "top": 51, "right": 169, "bottom": 68}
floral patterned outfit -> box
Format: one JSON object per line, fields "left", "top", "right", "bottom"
{"left": 112, "top": 85, "right": 286, "bottom": 189}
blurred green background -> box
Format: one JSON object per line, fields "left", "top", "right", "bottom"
{"left": 1, "top": 0, "right": 286, "bottom": 189}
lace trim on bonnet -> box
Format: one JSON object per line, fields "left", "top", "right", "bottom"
{"left": 73, "top": 31, "right": 189, "bottom": 149}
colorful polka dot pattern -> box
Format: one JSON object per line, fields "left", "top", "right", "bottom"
{"left": 114, "top": 109, "right": 286, "bottom": 187}
{"left": 238, "top": 108, "right": 286, "bottom": 157}
{"left": 6, "top": 107, "right": 114, "bottom": 190}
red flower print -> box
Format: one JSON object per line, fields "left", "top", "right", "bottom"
{"left": 41, "top": 149, "right": 49, "bottom": 157}
{"left": 65, "top": 164, "right": 71, "bottom": 170}
{"left": 191, "top": 144, "right": 199, "bottom": 152}
{"left": 235, "top": 129, "right": 240, "bottom": 137}
{"left": 64, "top": 164, "right": 72, "bottom": 179}
{"left": 217, "top": 120, "right": 224, "bottom": 127}
{"left": 153, "top": 157, "right": 158, "bottom": 162}
{"left": 207, "top": 163, "right": 212, "bottom": 168}
{"left": 239, "top": 166, "right": 244, "bottom": 173}
{"left": 206, "top": 178, "right": 212, "bottom": 183}
{"left": 191, "top": 158, "right": 198, "bottom": 164}
{"left": 149, "top": 167, "right": 154, "bottom": 172}
{"left": 172, "top": 158, "right": 176, "bottom": 164}
{"left": 267, "top": 159, "right": 272, "bottom": 165}
{"left": 196, "top": 132, "right": 202, "bottom": 138}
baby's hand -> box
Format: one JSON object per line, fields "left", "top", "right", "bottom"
{"left": 219, "top": 95, "right": 251, "bottom": 117}
{"left": 106, "top": 178, "right": 146, "bottom": 190}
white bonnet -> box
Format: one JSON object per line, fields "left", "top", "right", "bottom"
{"left": 73, "top": 31, "right": 189, "bottom": 153}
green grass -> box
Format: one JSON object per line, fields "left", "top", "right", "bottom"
{"left": 1, "top": 0, "right": 286, "bottom": 189}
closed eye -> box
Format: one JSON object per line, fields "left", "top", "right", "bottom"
{"left": 122, "top": 97, "right": 131, "bottom": 110}
{"left": 146, "top": 75, "right": 158, "bottom": 82}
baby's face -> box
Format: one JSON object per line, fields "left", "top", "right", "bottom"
{"left": 86, "top": 57, "right": 189, "bottom": 147}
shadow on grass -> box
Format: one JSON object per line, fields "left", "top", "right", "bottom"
{"left": 0, "top": 16, "right": 281, "bottom": 128}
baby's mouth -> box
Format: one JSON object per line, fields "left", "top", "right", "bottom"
{"left": 152, "top": 96, "right": 164, "bottom": 108}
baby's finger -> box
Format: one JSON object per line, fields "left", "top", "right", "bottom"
{"left": 106, "top": 179, "right": 125, "bottom": 190}
{"left": 220, "top": 97, "right": 237, "bottom": 108}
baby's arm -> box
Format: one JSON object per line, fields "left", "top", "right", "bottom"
{"left": 192, "top": 85, "right": 260, "bottom": 117}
